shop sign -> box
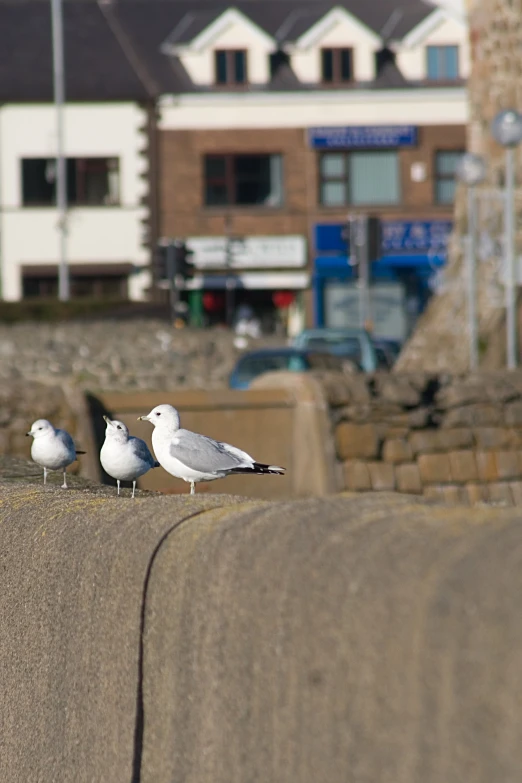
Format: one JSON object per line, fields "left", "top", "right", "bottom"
{"left": 186, "top": 236, "right": 307, "bottom": 269}
{"left": 308, "top": 125, "right": 418, "bottom": 149}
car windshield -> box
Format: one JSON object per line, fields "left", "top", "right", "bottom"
{"left": 235, "top": 354, "right": 306, "bottom": 383}
{"left": 303, "top": 336, "right": 361, "bottom": 361}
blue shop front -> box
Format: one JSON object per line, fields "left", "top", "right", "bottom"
{"left": 313, "top": 219, "right": 451, "bottom": 342}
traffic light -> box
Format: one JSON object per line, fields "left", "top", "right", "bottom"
{"left": 173, "top": 241, "right": 195, "bottom": 282}
{"left": 367, "top": 216, "right": 382, "bottom": 262}
{"left": 155, "top": 242, "right": 168, "bottom": 281}
{"left": 155, "top": 240, "right": 195, "bottom": 284}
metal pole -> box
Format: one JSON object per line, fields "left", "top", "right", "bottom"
{"left": 505, "top": 146, "right": 517, "bottom": 369}
{"left": 167, "top": 242, "right": 178, "bottom": 322}
{"left": 467, "top": 187, "right": 479, "bottom": 369}
{"left": 50, "top": 0, "right": 69, "bottom": 301}
{"left": 358, "top": 216, "right": 370, "bottom": 330}
{"left": 224, "top": 219, "right": 235, "bottom": 327}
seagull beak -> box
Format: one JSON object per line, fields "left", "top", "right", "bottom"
{"left": 26, "top": 431, "right": 32, "bottom": 437}
{"left": 137, "top": 414, "right": 149, "bottom": 422}
{"left": 103, "top": 415, "right": 112, "bottom": 426}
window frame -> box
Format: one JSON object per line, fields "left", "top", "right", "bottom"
{"left": 426, "top": 44, "right": 460, "bottom": 81}
{"left": 214, "top": 49, "right": 248, "bottom": 86}
{"left": 318, "top": 149, "right": 401, "bottom": 207}
{"left": 20, "top": 156, "right": 120, "bottom": 207}
{"left": 433, "top": 149, "right": 464, "bottom": 205}
{"left": 203, "top": 152, "right": 283, "bottom": 208}
{"left": 320, "top": 47, "right": 354, "bottom": 84}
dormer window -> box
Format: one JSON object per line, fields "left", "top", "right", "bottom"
{"left": 321, "top": 48, "right": 353, "bottom": 84}
{"left": 426, "top": 45, "right": 459, "bottom": 81}
{"left": 214, "top": 49, "right": 247, "bottom": 85}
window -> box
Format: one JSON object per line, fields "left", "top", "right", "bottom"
{"left": 214, "top": 50, "right": 247, "bottom": 85}
{"left": 23, "top": 273, "right": 128, "bottom": 299}
{"left": 434, "top": 150, "right": 463, "bottom": 204}
{"left": 426, "top": 45, "right": 459, "bottom": 80}
{"left": 321, "top": 48, "right": 353, "bottom": 83}
{"left": 204, "top": 154, "right": 283, "bottom": 207}
{"left": 319, "top": 151, "right": 400, "bottom": 206}
{"left": 21, "top": 157, "right": 120, "bottom": 206}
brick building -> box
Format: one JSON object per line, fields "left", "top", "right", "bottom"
{"left": 153, "top": 0, "right": 469, "bottom": 336}
{"left": 0, "top": 0, "right": 469, "bottom": 336}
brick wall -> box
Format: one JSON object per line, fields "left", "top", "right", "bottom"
{"left": 320, "top": 371, "right": 522, "bottom": 506}
{"left": 159, "top": 124, "right": 465, "bottom": 239}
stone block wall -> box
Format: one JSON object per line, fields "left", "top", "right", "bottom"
{"left": 397, "top": 0, "right": 522, "bottom": 374}
{"left": 320, "top": 371, "right": 522, "bottom": 506}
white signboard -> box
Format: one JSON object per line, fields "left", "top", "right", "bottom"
{"left": 324, "top": 282, "right": 407, "bottom": 341}
{"left": 186, "top": 235, "right": 307, "bottom": 269}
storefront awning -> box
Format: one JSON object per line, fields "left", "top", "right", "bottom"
{"left": 185, "top": 272, "right": 310, "bottom": 290}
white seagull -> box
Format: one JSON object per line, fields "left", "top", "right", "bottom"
{"left": 138, "top": 403, "right": 285, "bottom": 495}
{"left": 26, "top": 418, "right": 85, "bottom": 488}
{"left": 100, "top": 416, "right": 159, "bottom": 498}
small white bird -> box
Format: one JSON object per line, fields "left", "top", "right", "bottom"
{"left": 26, "top": 419, "right": 85, "bottom": 488}
{"left": 138, "top": 403, "right": 285, "bottom": 495}
{"left": 100, "top": 416, "right": 159, "bottom": 498}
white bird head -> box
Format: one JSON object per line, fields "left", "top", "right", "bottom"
{"left": 26, "top": 419, "right": 55, "bottom": 439}
{"left": 103, "top": 416, "right": 130, "bottom": 442}
{"left": 138, "top": 404, "right": 181, "bottom": 431}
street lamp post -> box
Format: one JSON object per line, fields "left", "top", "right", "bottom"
{"left": 50, "top": 0, "right": 69, "bottom": 301}
{"left": 491, "top": 109, "right": 522, "bottom": 370}
{"left": 456, "top": 152, "right": 487, "bottom": 370}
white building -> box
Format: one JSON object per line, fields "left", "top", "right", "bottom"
{"left": 0, "top": 1, "right": 158, "bottom": 302}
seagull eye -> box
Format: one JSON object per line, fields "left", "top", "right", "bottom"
{"left": 117, "top": 425, "right": 122, "bottom": 430}
{"left": 39, "top": 427, "right": 43, "bottom": 430}
{"left": 155, "top": 412, "right": 161, "bottom": 417}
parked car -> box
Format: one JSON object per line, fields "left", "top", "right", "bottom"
{"left": 372, "top": 338, "right": 402, "bottom": 368}
{"left": 292, "top": 328, "right": 382, "bottom": 372}
{"left": 229, "top": 347, "right": 354, "bottom": 390}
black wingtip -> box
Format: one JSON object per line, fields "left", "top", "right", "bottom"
{"left": 76, "top": 451, "right": 87, "bottom": 455}
{"left": 232, "top": 463, "right": 286, "bottom": 476}
{"left": 154, "top": 461, "right": 161, "bottom": 468}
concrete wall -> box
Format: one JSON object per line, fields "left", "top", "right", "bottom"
{"left": 3, "top": 467, "right": 522, "bottom": 781}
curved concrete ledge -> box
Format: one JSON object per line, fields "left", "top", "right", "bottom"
{"left": 2, "top": 468, "right": 522, "bottom": 782}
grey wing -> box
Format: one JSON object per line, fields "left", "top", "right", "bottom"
{"left": 56, "top": 428, "right": 75, "bottom": 452}
{"left": 129, "top": 436, "right": 157, "bottom": 467}
{"left": 171, "top": 430, "right": 252, "bottom": 474}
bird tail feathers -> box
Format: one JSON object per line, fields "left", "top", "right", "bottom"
{"left": 232, "top": 463, "right": 285, "bottom": 476}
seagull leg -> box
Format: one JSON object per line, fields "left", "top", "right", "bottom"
{"left": 132, "top": 480, "right": 136, "bottom": 499}
{"left": 62, "top": 471, "right": 68, "bottom": 489}
{"left": 117, "top": 480, "right": 120, "bottom": 496}
{"left": 190, "top": 481, "right": 195, "bottom": 495}
{"left": 43, "top": 467, "right": 47, "bottom": 486}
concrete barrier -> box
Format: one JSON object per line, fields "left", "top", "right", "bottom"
{"left": 2, "top": 462, "right": 522, "bottom": 782}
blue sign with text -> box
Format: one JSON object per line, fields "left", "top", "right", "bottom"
{"left": 314, "top": 220, "right": 452, "bottom": 255}
{"left": 308, "top": 125, "right": 418, "bottom": 149}
{"left": 381, "top": 220, "right": 452, "bottom": 252}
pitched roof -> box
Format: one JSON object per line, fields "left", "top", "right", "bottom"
{"left": 0, "top": 0, "right": 158, "bottom": 101}
{"left": 0, "top": 0, "right": 443, "bottom": 102}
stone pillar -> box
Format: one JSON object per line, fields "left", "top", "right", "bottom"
{"left": 397, "top": 0, "right": 522, "bottom": 373}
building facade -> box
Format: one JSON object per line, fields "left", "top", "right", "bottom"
{"left": 0, "top": 0, "right": 160, "bottom": 303}
{"left": 0, "top": 103, "right": 152, "bottom": 301}
{"left": 0, "top": 0, "right": 470, "bottom": 335}
{"left": 154, "top": 0, "right": 470, "bottom": 336}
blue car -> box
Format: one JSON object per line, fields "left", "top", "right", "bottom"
{"left": 229, "top": 347, "right": 348, "bottom": 390}
{"left": 292, "top": 328, "right": 381, "bottom": 372}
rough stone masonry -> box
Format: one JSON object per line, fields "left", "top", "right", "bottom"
{"left": 397, "top": 0, "right": 522, "bottom": 373}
